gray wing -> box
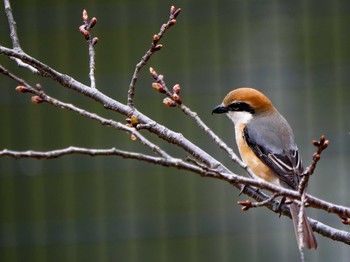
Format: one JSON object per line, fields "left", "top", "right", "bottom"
{"left": 244, "top": 114, "right": 303, "bottom": 190}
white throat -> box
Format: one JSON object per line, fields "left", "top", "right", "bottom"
{"left": 226, "top": 111, "right": 253, "bottom": 125}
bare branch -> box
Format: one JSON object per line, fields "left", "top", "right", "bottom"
{"left": 3, "top": 0, "right": 20, "bottom": 49}
{"left": 78, "top": 9, "right": 98, "bottom": 88}
{"left": 237, "top": 193, "right": 280, "bottom": 211}
{"left": 88, "top": 41, "right": 97, "bottom": 88}
{"left": 0, "top": 146, "right": 214, "bottom": 179}
{"left": 298, "top": 193, "right": 307, "bottom": 261}
{"left": 127, "top": 6, "right": 181, "bottom": 108}
{"left": 3, "top": 0, "right": 39, "bottom": 73}
{"left": 299, "top": 135, "right": 329, "bottom": 194}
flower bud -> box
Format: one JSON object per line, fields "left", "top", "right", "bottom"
{"left": 149, "top": 67, "right": 157, "bottom": 78}
{"left": 153, "top": 34, "right": 159, "bottom": 43}
{"left": 31, "top": 96, "right": 44, "bottom": 104}
{"left": 79, "top": 25, "right": 86, "bottom": 34}
{"left": 83, "top": 30, "right": 90, "bottom": 40}
{"left": 173, "top": 8, "right": 181, "bottom": 18}
{"left": 172, "top": 93, "right": 182, "bottom": 104}
{"left": 169, "top": 19, "right": 176, "bottom": 26}
{"left": 92, "top": 37, "right": 99, "bottom": 46}
{"left": 152, "top": 82, "right": 165, "bottom": 93}
{"left": 15, "top": 85, "right": 29, "bottom": 93}
{"left": 172, "top": 84, "right": 180, "bottom": 94}
{"left": 89, "top": 17, "right": 97, "bottom": 28}
{"left": 163, "top": 97, "right": 176, "bottom": 107}
{"left": 82, "top": 9, "right": 89, "bottom": 22}
{"left": 154, "top": 44, "right": 163, "bottom": 51}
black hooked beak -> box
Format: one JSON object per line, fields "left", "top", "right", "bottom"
{"left": 212, "top": 104, "right": 228, "bottom": 115}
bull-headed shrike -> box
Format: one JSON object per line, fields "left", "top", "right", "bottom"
{"left": 212, "top": 87, "right": 317, "bottom": 249}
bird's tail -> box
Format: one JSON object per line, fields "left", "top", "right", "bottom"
{"left": 289, "top": 203, "right": 318, "bottom": 250}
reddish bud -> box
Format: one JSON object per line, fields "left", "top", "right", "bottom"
{"left": 82, "top": 9, "right": 89, "bottom": 22}
{"left": 313, "top": 153, "right": 321, "bottom": 161}
{"left": 238, "top": 200, "right": 252, "bottom": 211}
{"left": 31, "top": 96, "right": 43, "bottom": 104}
{"left": 323, "top": 140, "right": 330, "bottom": 148}
{"left": 154, "top": 44, "right": 163, "bottom": 51}
{"left": 79, "top": 25, "right": 86, "bottom": 33}
{"left": 35, "top": 83, "right": 42, "bottom": 90}
{"left": 15, "top": 85, "right": 29, "bottom": 93}
{"left": 169, "top": 19, "right": 177, "bottom": 26}
{"left": 163, "top": 97, "right": 176, "bottom": 107}
{"left": 149, "top": 67, "right": 157, "bottom": 78}
{"left": 89, "top": 17, "right": 97, "bottom": 28}
{"left": 320, "top": 134, "right": 326, "bottom": 143}
{"left": 153, "top": 34, "right": 159, "bottom": 43}
{"left": 91, "top": 37, "right": 99, "bottom": 46}
{"left": 152, "top": 82, "right": 165, "bottom": 93}
{"left": 173, "top": 8, "right": 181, "bottom": 18}
{"left": 83, "top": 30, "right": 90, "bottom": 40}
{"left": 172, "top": 93, "right": 182, "bottom": 104}
{"left": 172, "top": 84, "right": 181, "bottom": 94}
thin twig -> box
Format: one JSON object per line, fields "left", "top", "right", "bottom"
{"left": 88, "top": 41, "right": 96, "bottom": 88}
{"left": 127, "top": 6, "right": 181, "bottom": 108}
{"left": 78, "top": 9, "right": 98, "bottom": 88}
{"left": 3, "top": 0, "right": 20, "bottom": 49}
{"left": 237, "top": 193, "right": 280, "bottom": 211}
{"left": 299, "top": 135, "right": 329, "bottom": 194}
{"left": 3, "top": 0, "right": 39, "bottom": 73}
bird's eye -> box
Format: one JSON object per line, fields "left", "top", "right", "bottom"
{"left": 228, "top": 102, "right": 255, "bottom": 114}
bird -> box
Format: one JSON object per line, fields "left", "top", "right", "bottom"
{"left": 212, "top": 87, "right": 317, "bottom": 249}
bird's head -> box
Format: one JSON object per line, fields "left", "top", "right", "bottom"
{"left": 212, "top": 87, "right": 275, "bottom": 125}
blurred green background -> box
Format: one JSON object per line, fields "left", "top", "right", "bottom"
{"left": 1, "top": 0, "right": 350, "bottom": 261}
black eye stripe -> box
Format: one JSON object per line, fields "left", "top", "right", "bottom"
{"left": 228, "top": 102, "right": 255, "bottom": 114}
